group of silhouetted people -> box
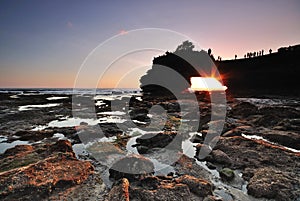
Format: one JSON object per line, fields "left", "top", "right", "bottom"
{"left": 244, "top": 49, "right": 273, "bottom": 59}
{"left": 208, "top": 47, "right": 274, "bottom": 61}
{"left": 244, "top": 49, "right": 264, "bottom": 58}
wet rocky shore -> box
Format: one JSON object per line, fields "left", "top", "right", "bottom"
{"left": 0, "top": 91, "right": 299, "bottom": 201}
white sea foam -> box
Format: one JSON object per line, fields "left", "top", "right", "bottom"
{"left": 242, "top": 133, "right": 300, "bottom": 153}
{"left": 48, "top": 117, "right": 99, "bottom": 127}
{"left": 46, "top": 96, "right": 68, "bottom": 100}
{"left": 97, "top": 111, "right": 126, "bottom": 115}
{"left": 19, "top": 103, "right": 61, "bottom": 111}
{"left": 10, "top": 95, "right": 19, "bottom": 99}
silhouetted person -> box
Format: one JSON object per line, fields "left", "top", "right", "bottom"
{"left": 235, "top": 54, "right": 237, "bottom": 59}
{"left": 244, "top": 54, "right": 246, "bottom": 58}
{"left": 262, "top": 49, "right": 264, "bottom": 55}
{"left": 254, "top": 52, "right": 256, "bottom": 57}
{"left": 208, "top": 48, "right": 212, "bottom": 56}
{"left": 269, "top": 49, "right": 272, "bottom": 54}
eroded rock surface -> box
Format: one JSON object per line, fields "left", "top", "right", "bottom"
{"left": 247, "top": 167, "right": 300, "bottom": 201}
{"left": 107, "top": 175, "right": 214, "bottom": 201}
{"left": 0, "top": 140, "right": 94, "bottom": 201}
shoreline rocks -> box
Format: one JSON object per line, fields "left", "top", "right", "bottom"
{"left": 0, "top": 140, "right": 94, "bottom": 200}
{"left": 247, "top": 167, "right": 299, "bottom": 200}
{"left": 107, "top": 175, "right": 214, "bottom": 201}
{"left": 0, "top": 92, "right": 300, "bottom": 200}
{"left": 109, "top": 154, "right": 155, "bottom": 181}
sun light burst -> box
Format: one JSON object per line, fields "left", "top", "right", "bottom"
{"left": 189, "top": 77, "right": 227, "bottom": 91}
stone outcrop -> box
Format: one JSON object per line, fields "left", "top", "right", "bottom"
{"left": 0, "top": 140, "right": 94, "bottom": 201}
{"left": 109, "top": 154, "right": 155, "bottom": 181}
{"left": 128, "top": 175, "right": 213, "bottom": 201}
{"left": 247, "top": 168, "right": 300, "bottom": 201}
{"left": 107, "top": 178, "right": 130, "bottom": 201}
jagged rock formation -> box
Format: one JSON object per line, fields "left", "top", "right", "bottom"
{"left": 0, "top": 140, "right": 94, "bottom": 201}
{"left": 140, "top": 41, "right": 217, "bottom": 97}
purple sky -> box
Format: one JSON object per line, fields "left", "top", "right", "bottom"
{"left": 1, "top": 0, "right": 299, "bottom": 88}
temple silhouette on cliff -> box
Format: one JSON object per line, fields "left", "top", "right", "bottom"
{"left": 140, "top": 42, "right": 300, "bottom": 97}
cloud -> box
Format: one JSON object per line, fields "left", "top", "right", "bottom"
{"left": 66, "top": 21, "right": 73, "bottom": 28}
{"left": 119, "top": 29, "right": 128, "bottom": 35}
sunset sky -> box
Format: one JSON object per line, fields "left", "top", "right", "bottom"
{"left": 1, "top": 0, "right": 300, "bottom": 88}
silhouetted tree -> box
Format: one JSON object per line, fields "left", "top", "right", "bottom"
{"left": 175, "top": 40, "right": 194, "bottom": 52}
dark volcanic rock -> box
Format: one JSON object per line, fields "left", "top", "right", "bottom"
{"left": 128, "top": 175, "right": 213, "bottom": 201}
{"left": 230, "top": 102, "right": 258, "bottom": 118}
{"left": 175, "top": 175, "right": 213, "bottom": 197}
{"left": 129, "top": 108, "right": 150, "bottom": 122}
{"left": 130, "top": 180, "right": 191, "bottom": 201}
{"left": 204, "top": 149, "right": 232, "bottom": 166}
{"left": 209, "top": 136, "right": 300, "bottom": 200}
{"left": 174, "top": 154, "right": 211, "bottom": 181}
{"left": 222, "top": 125, "right": 253, "bottom": 137}
{"left": 135, "top": 132, "right": 181, "bottom": 154}
{"left": 275, "top": 118, "right": 300, "bottom": 131}
{"left": 99, "top": 123, "right": 124, "bottom": 137}
{"left": 10, "top": 127, "right": 78, "bottom": 143}
{"left": 254, "top": 114, "right": 282, "bottom": 127}
{"left": 109, "top": 154, "right": 155, "bottom": 181}
{"left": 195, "top": 143, "right": 212, "bottom": 159}
{"left": 213, "top": 136, "right": 300, "bottom": 172}
{"left": 14, "top": 130, "right": 54, "bottom": 141}
{"left": 258, "top": 106, "right": 299, "bottom": 119}
{"left": 107, "top": 178, "right": 130, "bottom": 201}
{"left": 258, "top": 129, "right": 300, "bottom": 149}
{"left": 219, "top": 168, "right": 235, "bottom": 181}
{"left": 0, "top": 140, "right": 94, "bottom": 201}
{"left": 247, "top": 167, "right": 300, "bottom": 200}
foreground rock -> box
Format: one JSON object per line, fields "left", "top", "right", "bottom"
{"left": 247, "top": 167, "right": 300, "bottom": 201}
{"left": 107, "top": 178, "right": 130, "bottom": 201}
{"left": 254, "top": 129, "right": 300, "bottom": 150}
{"left": 109, "top": 154, "right": 155, "bottom": 181}
{"left": 230, "top": 102, "right": 258, "bottom": 118}
{"left": 134, "top": 132, "right": 180, "bottom": 154}
{"left": 209, "top": 136, "right": 300, "bottom": 200}
{"left": 0, "top": 140, "right": 94, "bottom": 200}
{"left": 213, "top": 136, "right": 300, "bottom": 173}
{"left": 219, "top": 168, "right": 235, "bottom": 181}
{"left": 107, "top": 175, "right": 214, "bottom": 201}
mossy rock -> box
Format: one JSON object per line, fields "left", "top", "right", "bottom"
{"left": 0, "top": 152, "right": 40, "bottom": 172}
{"left": 219, "top": 168, "right": 235, "bottom": 181}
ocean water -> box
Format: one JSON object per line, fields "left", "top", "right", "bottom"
{"left": 0, "top": 88, "right": 141, "bottom": 95}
